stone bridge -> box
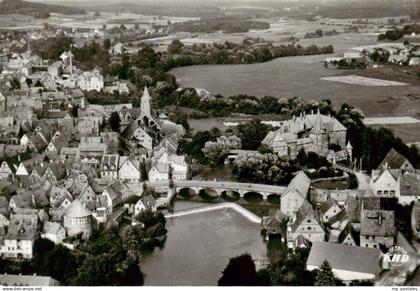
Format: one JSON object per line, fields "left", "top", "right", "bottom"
{"left": 149, "top": 180, "right": 286, "bottom": 200}
{"left": 333, "top": 162, "right": 356, "bottom": 174}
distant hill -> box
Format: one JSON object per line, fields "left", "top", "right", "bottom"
{"left": 0, "top": 0, "right": 85, "bottom": 18}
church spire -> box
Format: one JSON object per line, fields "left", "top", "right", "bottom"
{"left": 140, "top": 86, "right": 152, "bottom": 124}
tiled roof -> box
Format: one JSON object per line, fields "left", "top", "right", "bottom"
{"left": 378, "top": 148, "right": 413, "bottom": 170}
{"left": 5, "top": 214, "right": 38, "bottom": 240}
{"left": 307, "top": 242, "right": 382, "bottom": 275}
{"left": 360, "top": 209, "right": 396, "bottom": 237}
{"left": 65, "top": 199, "right": 92, "bottom": 218}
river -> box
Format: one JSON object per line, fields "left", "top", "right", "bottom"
{"left": 141, "top": 201, "right": 267, "bottom": 286}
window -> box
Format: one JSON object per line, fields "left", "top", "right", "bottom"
{"left": 307, "top": 227, "right": 312, "bottom": 230}
{"left": 307, "top": 219, "right": 311, "bottom": 223}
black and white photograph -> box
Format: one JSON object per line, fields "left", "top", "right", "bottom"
{"left": 0, "top": 0, "right": 419, "bottom": 288}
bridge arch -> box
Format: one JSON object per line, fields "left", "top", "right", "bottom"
{"left": 177, "top": 187, "right": 198, "bottom": 197}
{"left": 221, "top": 190, "right": 240, "bottom": 202}
{"left": 267, "top": 193, "right": 281, "bottom": 205}
{"left": 199, "top": 188, "right": 219, "bottom": 201}
{"left": 243, "top": 192, "right": 264, "bottom": 203}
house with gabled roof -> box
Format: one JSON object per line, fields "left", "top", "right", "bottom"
{"left": 360, "top": 207, "right": 396, "bottom": 249}
{"left": 370, "top": 165, "right": 400, "bottom": 198}
{"left": 378, "top": 148, "right": 415, "bottom": 173}
{"left": 0, "top": 213, "right": 38, "bottom": 259}
{"left": 118, "top": 156, "right": 141, "bottom": 182}
{"left": 398, "top": 172, "right": 420, "bottom": 205}
{"left": 122, "top": 120, "right": 153, "bottom": 154}
{"left": 287, "top": 200, "right": 325, "bottom": 249}
{"left": 281, "top": 171, "right": 311, "bottom": 216}
{"left": 78, "top": 185, "right": 97, "bottom": 211}
{"left": 0, "top": 160, "right": 13, "bottom": 180}
{"left": 45, "top": 134, "right": 68, "bottom": 157}
{"left": 102, "top": 182, "right": 122, "bottom": 213}
{"left": 261, "top": 209, "right": 287, "bottom": 239}
{"left": 319, "top": 196, "right": 342, "bottom": 223}
{"left": 340, "top": 224, "right": 359, "bottom": 247}
{"left": 134, "top": 195, "right": 157, "bottom": 217}
{"left": 49, "top": 185, "right": 73, "bottom": 209}
{"left": 41, "top": 221, "right": 66, "bottom": 244}
{"left": 148, "top": 163, "right": 170, "bottom": 182}
{"left": 100, "top": 154, "right": 119, "bottom": 180}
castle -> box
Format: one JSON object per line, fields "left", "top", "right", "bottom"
{"left": 262, "top": 109, "right": 349, "bottom": 161}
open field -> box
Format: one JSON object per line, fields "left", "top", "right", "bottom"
{"left": 0, "top": 12, "right": 196, "bottom": 30}
{"left": 370, "top": 123, "right": 420, "bottom": 144}
{"left": 364, "top": 117, "right": 420, "bottom": 125}
{"left": 172, "top": 54, "right": 420, "bottom": 117}
{"left": 321, "top": 75, "right": 409, "bottom": 86}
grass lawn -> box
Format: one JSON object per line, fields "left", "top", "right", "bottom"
{"left": 312, "top": 178, "right": 349, "bottom": 190}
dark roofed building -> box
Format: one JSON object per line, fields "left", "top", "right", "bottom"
{"left": 1, "top": 213, "right": 38, "bottom": 259}
{"left": 307, "top": 241, "right": 382, "bottom": 282}
{"left": 360, "top": 209, "right": 396, "bottom": 249}
{"left": 261, "top": 209, "right": 287, "bottom": 238}
{"left": 378, "top": 148, "right": 415, "bottom": 173}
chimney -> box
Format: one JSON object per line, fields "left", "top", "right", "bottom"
{"left": 31, "top": 194, "right": 36, "bottom": 206}
{"left": 378, "top": 212, "right": 382, "bottom": 225}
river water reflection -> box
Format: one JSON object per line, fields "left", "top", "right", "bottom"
{"left": 141, "top": 201, "right": 268, "bottom": 286}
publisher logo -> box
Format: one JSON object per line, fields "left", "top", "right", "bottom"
{"left": 387, "top": 246, "right": 409, "bottom": 266}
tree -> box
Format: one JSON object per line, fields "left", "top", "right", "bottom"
{"left": 109, "top": 111, "right": 121, "bottom": 132}
{"left": 315, "top": 260, "right": 339, "bottom": 286}
{"left": 168, "top": 39, "right": 184, "bottom": 54}
{"left": 103, "top": 39, "right": 111, "bottom": 50}
{"left": 136, "top": 45, "right": 158, "bottom": 69}
{"left": 218, "top": 254, "right": 268, "bottom": 286}
{"left": 202, "top": 135, "right": 241, "bottom": 165}
{"left": 237, "top": 119, "right": 273, "bottom": 150}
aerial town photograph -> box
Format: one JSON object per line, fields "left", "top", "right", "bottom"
{"left": 0, "top": 0, "right": 419, "bottom": 288}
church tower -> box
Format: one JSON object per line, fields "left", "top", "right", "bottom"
{"left": 139, "top": 86, "right": 159, "bottom": 128}
{"left": 140, "top": 86, "right": 152, "bottom": 118}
